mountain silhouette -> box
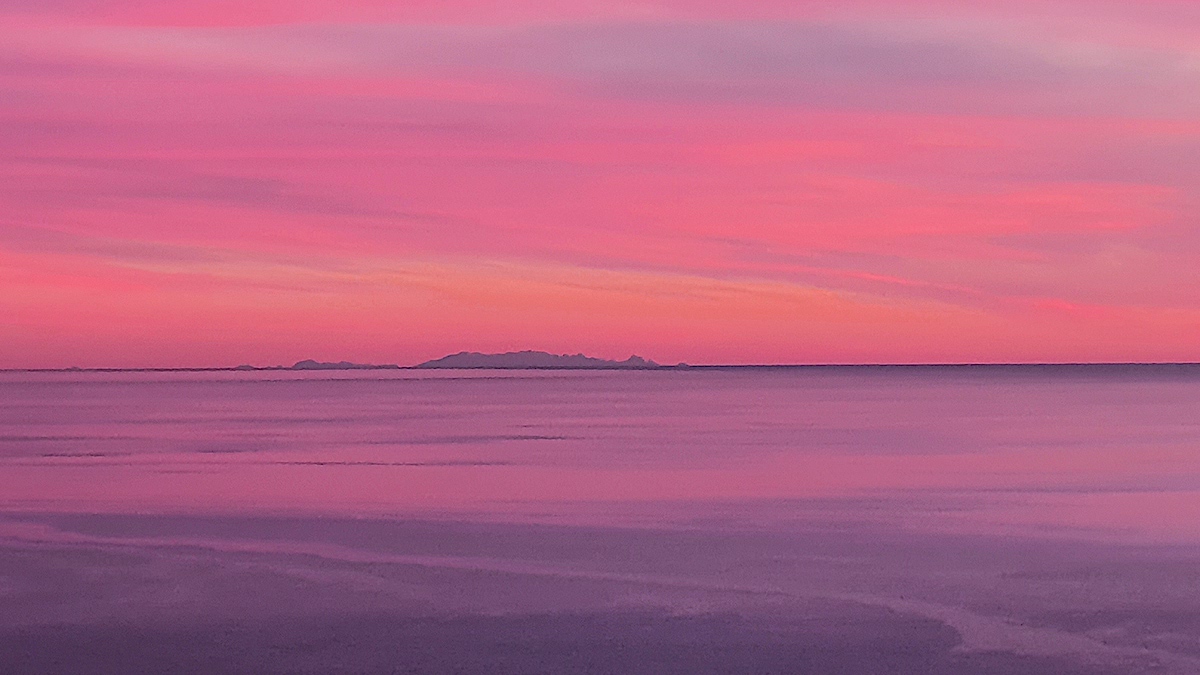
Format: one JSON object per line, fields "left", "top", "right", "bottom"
{"left": 291, "top": 360, "right": 400, "bottom": 370}
{"left": 417, "top": 351, "right": 660, "bottom": 370}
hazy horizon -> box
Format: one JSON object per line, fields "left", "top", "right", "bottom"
{"left": 9, "top": 358, "right": 1200, "bottom": 372}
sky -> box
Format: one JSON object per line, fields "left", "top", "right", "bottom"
{"left": 1, "top": 0, "right": 1198, "bottom": 367}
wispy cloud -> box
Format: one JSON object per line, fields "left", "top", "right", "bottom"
{"left": 1, "top": 1, "right": 1198, "bottom": 365}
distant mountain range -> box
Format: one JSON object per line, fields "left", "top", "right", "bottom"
{"left": 416, "top": 351, "right": 661, "bottom": 370}
{"left": 289, "top": 360, "right": 401, "bottom": 370}
{"left": 223, "top": 353, "right": 663, "bottom": 371}
{"left": 20, "top": 359, "right": 1200, "bottom": 373}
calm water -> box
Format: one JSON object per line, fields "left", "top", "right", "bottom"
{"left": 2, "top": 368, "right": 1200, "bottom": 673}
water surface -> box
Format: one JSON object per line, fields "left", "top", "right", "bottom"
{"left": 2, "top": 368, "right": 1199, "bottom": 673}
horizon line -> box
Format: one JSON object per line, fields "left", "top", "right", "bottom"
{"left": 4, "top": 362, "right": 1200, "bottom": 373}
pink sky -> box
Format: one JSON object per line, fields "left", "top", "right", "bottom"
{"left": 2, "top": 0, "right": 1198, "bottom": 367}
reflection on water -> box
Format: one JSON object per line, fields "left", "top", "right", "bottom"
{"left": 2, "top": 368, "right": 1198, "bottom": 539}
{"left": 1, "top": 368, "right": 1199, "bottom": 673}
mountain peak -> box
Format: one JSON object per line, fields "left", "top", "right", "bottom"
{"left": 291, "top": 359, "right": 399, "bottom": 370}
{"left": 417, "top": 351, "right": 660, "bottom": 370}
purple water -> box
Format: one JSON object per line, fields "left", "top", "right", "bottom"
{"left": 2, "top": 368, "right": 1199, "bottom": 673}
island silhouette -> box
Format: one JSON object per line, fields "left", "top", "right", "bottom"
{"left": 290, "top": 359, "right": 401, "bottom": 371}
{"left": 14, "top": 359, "right": 1200, "bottom": 373}
{"left": 417, "top": 351, "right": 660, "bottom": 370}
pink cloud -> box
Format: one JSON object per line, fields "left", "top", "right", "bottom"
{"left": 1, "top": 0, "right": 1198, "bottom": 366}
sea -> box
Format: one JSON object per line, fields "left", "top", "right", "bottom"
{"left": 1, "top": 366, "right": 1199, "bottom": 673}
